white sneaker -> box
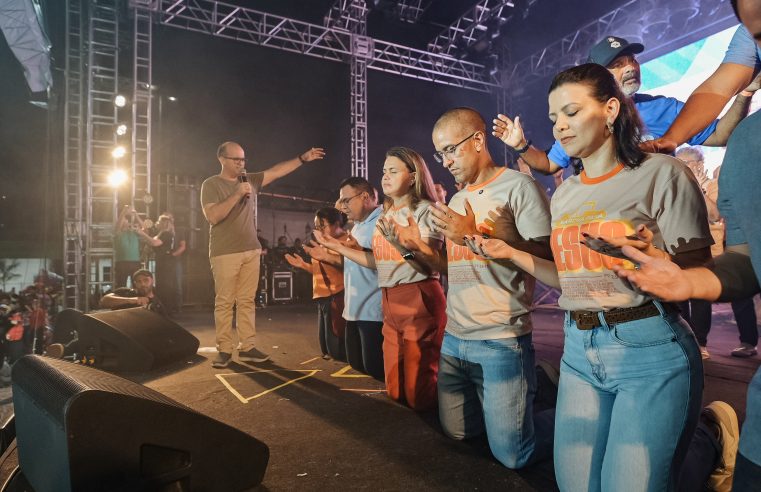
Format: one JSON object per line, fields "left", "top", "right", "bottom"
{"left": 730, "top": 343, "right": 757, "bottom": 358}
{"left": 704, "top": 401, "right": 739, "bottom": 492}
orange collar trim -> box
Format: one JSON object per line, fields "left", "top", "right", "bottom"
{"left": 466, "top": 167, "right": 506, "bottom": 192}
{"left": 580, "top": 163, "right": 625, "bottom": 184}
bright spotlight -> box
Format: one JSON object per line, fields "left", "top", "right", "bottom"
{"left": 114, "top": 95, "right": 127, "bottom": 107}
{"left": 167, "top": 96, "right": 177, "bottom": 102}
{"left": 107, "top": 169, "right": 128, "bottom": 187}
{"left": 115, "top": 124, "right": 128, "bottom": 136}
{"left": 111, "top": 146, "right": 127, "bottom": 158}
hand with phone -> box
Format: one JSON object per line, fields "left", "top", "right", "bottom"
{"left": 580, "top": 224, "right": 670, "bottom": 263}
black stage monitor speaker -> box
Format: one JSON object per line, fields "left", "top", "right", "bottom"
{"left": 11, "top": 355, "right": 269, "bottom": 492}
{"left": 56, "top": 308, "right": 200, "bottom": 373}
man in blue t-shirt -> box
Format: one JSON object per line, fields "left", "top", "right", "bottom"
{"left": 498, "top": 35, "right": 758, "bottom": 174}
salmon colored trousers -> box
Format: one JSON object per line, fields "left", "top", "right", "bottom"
{"left": 381, "top": 278, "right": 447, "bottom": 411}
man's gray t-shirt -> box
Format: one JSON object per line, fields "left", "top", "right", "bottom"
{"left": 201, "top": 172, "right": 264, "bottom": 258}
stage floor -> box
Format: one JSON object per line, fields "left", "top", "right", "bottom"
{"left": 3, "top": 302, "right": 760, "bottom": 491}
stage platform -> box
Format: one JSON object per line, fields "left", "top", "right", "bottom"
{"left": 1, "top": 302, "right": 759, "bottom": 491}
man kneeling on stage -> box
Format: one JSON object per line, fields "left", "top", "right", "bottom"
{"left": 100, "top": 269, "right": 168, "bottom": 317}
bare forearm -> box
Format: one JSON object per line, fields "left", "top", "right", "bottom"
{"left": 704, "top": 93, "right": 752, "bottom": 146}
{"left": 332, "top": 243, "right": 375, "bottom": 269}
{"left": 100, "top": 295, "right": 141, "bottom": 309}
{"left": 171, "top": 242, "right": 186, "bottom": 257}
{"left": 662, "top": 64, "right": 754, "bottom": 145}
{"left": 517, "top": 146, "right": 558, "bottom": 175}
{"left": 509, "top": 249, "right": 560, "bottom": 288}
{"left": 204, "top": 192, "right": 241, "bottom": 225}
{"left": 262, "top": 157, "right": 302, "bottom": 187}
{"left": 403, "top": 239, "right": 446, "bottom": 275}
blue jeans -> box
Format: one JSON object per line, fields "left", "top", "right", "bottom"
{"left": 555, "top": 303, "right": 703, "bottom": 492}
{"left": 437, "top": 332, "right": 554, "bottom": 469}
{"left": 734, "top": 365, "right": 761, "bottom": 491}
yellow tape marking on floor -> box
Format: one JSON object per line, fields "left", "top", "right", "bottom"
{"left": 330, "top": 365, "right": 371, "bottom": 378}
{"left": 216, "top": 369, "right": 321, "bottom": 404}
{"left": 339, "top": 388, "right": 386, "bottom": 392}
{"left": 300, "top": 357, "right": 320, "bottom": 365}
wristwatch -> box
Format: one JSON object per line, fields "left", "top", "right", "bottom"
{"left": 402, "top": 251, "right": 415, "bottom": 261}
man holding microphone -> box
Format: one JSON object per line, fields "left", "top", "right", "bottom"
{"left": 201, "top": 141, "right": 325, "bottom": 368}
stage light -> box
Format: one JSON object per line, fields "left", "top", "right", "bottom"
{"left": 111, "top": 146, "right": 127, "bottom": 158}
{"left": 107, "top": 169, "right": 128, "bottom": 187}
{"left": 167, "top": 96, "right": 177, "bottom": 102}
{"left": 115, "top": 124, "right": 128, "bottom": 136}
{"left": 114, "top": 95, "right": 127, "bottom": 107}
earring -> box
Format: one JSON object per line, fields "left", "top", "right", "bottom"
{"left": 606, "top": 121, "right": 614, "bottom": 135}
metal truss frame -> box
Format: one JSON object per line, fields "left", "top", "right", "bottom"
{"left": 396, "top": 0, "right": 427, "bottom": 23}
{"left": 131, "top": 3, "right": 153, "bottom": 208}
{"left": 427, "top": 0, "right": 514, "bottom": 57}
{"left": 325, "top": 0, "right": 369, "bottom": 177}
{"left": 505, "top": 0, "right": 737, "bottom": 92}
{"left": 63, "top": 0, "right": 85, "bottom": 309}
{"left": 142, "top": 0, "right": 498, "bottom": 92}
{"left": 84, "top": 0, "right": 121, "bottom": 311}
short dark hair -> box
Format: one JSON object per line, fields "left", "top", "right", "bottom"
{"left": 315, "top": 207, "right": 348, "bottom": 227}
{"left": 338, "top": 176, "right": 376, "bottom": 198}
{"left": 549, "top": 63, "right": 646, "bottom": 169}
{"left": 132, "top": 269, "right": 153, "bottom": 282}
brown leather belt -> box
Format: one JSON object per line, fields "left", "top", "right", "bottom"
{"left": 570, "top": 300, "right": 675, "bottom": 330}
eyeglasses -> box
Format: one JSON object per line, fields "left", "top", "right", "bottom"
{"left": 433, "top": 132, "right": 479, "bottom": 163}
{"left": 222, "top": 156, "right": 247, "bottom": 164}
{"left": 337, "top": 192, "right": 364, "bottom": 206}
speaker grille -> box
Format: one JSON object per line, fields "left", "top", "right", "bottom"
{"left": 11, "top": 356, "right": 189, "bottom": 426}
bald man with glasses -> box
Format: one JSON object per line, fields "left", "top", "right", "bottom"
{"left": 201, "top": 141, "right": 325, "bottom": 368}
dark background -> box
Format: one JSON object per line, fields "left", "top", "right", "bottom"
{"left": 0, "top": 0, "right": 730, "bottom": 260}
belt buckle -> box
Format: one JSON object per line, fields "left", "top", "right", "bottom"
{"left": 574, "top": 312, "right": 599, "bottom": 330}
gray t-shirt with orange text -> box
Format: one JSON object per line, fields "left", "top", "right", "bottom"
{"left": 372, "top": 200, "right": 443, "bottom": 288}
{"left": 551, "top": 154, "right": 712, "bottom": 311}
{"left": 446, "top": 168, "right": 552, "bottom": 340}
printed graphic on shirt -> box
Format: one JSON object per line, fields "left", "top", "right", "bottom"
{"left": 372, "top": 202, "right": 441, "bottom": 288}
{"left": 552, "top": 201, "right": 643, "bottom": 309}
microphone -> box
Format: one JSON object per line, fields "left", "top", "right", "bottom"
{"left": 238, "top": 169, "right": 250, "bottom": 203}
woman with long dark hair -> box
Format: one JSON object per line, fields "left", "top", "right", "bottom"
{"left": 477, "top": 63, "right": 713, "bottom": 490}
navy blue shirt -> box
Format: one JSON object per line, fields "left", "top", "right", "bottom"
{"left": 548, "top": 93, "right": 719, "bottom": 168}
{"left": 718, "top": 110, "right": 761, "bottom": 288}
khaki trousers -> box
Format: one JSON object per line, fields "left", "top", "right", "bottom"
{"left": 210, "top": 249, "right": 261, "bottom": 353}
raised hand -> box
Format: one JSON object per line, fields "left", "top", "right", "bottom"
{"left": 303, "top": 241, "right": 334, "bottom": 263}
{"left": 299, "top": 147, "right": 326, "bottom": 163}
{"left": 430, "top": 199, "right": 478, "bottom": 245}
{"left": 284, "top": 253, "right": 309, "bottom": 270}
{"left": 492, "top": 113, "right": 526, "bottom": 150}
{"left": 612, "top": 246, "right": 693, "bottom": 301}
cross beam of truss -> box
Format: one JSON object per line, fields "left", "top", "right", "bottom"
{"left": 142, "top": 0, "right": 497, "bottom": 92}
{"left": 427, "top": 0, "right": 514, "bottom": 57}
